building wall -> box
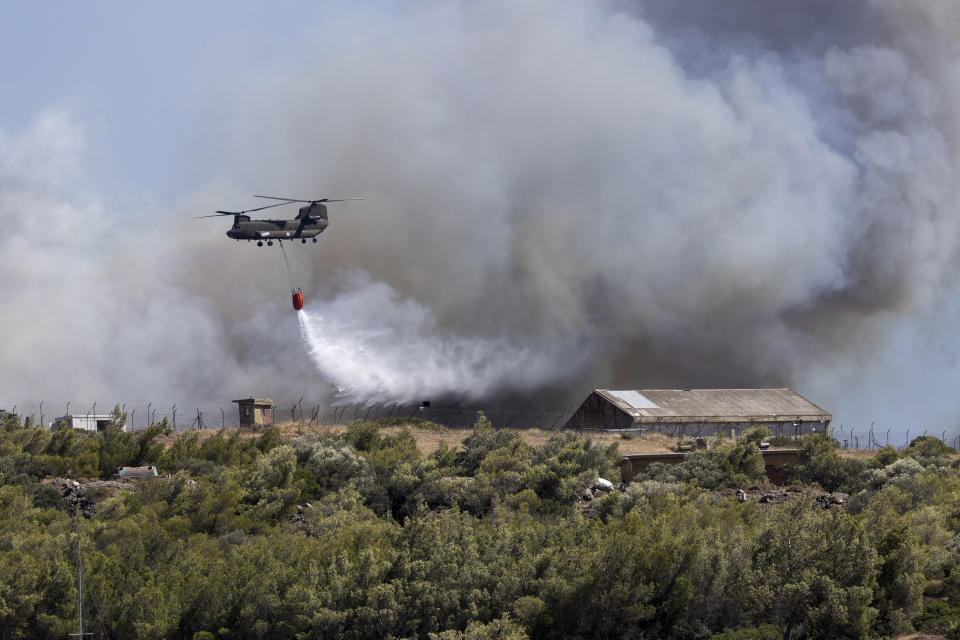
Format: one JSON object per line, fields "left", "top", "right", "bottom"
{"left": 565, "top": 392, "right": 633, "bottom": 430}
{"left": 564, "top": 394, "right": 831, "bottom": 437}
{"left": 52, "top": 415, "right": 129, "bottom": 432}
{"left": 237, "top": 403, "right": 274, "bottom": 427}
{"left": 618, "top": 449, "right": 801, "bottom": 484}
{"left": 634, "top": 420, "right": 830, "bottom": 439}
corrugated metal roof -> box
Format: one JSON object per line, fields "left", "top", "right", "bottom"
{"left": 607, "top": 390, "right": 660, "bottom": 409}
{"left": 595, "top": 388, "right": 831, "bottom": 423}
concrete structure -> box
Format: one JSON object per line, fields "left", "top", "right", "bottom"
{"left": 51, "top": 414, "right": 129, "bottom": 432}
{"left": 113, "top": 466, "right": 158, "bottom": 478}
{"left": 233, "top": 398, "right": 274, "bottom": 428}
{"left": 565, "top": 388, "right": 831, "bottom": 438}
{"left": 618, "top": 449, "right": 802, "bottom": 485}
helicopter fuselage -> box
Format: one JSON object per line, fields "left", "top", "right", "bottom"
{"left": 226, "top": 217, "right": 329, "bottom": 241}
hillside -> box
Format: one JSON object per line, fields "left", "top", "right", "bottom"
{"left": 3, "top": 410, "right": 960, "bottom": 639}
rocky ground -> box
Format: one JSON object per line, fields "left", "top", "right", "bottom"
{"left": 41, "top": 476, "right": 144, "bottom": 517}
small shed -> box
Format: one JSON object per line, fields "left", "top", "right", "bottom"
{"left": 565, "top": 388, "right": 831, "bottom": 438}
{"left": 52, "top": 414, "right": 129, "bottom": 432}
{"left": 233, "top": 398, "right": 274, "bottom": 428}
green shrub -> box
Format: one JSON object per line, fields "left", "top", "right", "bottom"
{"left": 905, "top": 435, "right": 957, "bottom": 458}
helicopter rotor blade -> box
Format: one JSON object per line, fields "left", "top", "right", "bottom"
{"left": 243, "top": 200, "right": 298, "bottom": 213}
{"left": 253, "top": 194, "right": 365, "bottom": 204}
{"left": 195, "top": 201, "right": 294, "bottom": 219}
{"left": 252, "top": 195, "right": 308, "bottom": 202}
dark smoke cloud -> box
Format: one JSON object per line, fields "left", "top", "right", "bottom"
{"left": 3, "top": 1, "right": 960, "bottom": 425}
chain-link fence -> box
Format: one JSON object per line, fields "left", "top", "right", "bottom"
{"left": 4, "top": 401, "right": 959, "bottom": 449}
{"left": 832, "top": 425, "right": 960, "bottom": 451}
{"left": 2, "top": 400, "right": 574, "bottom": 432}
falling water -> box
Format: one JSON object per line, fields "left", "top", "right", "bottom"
{"left": 295, "top": 282, "right": 577, "bottom": 405}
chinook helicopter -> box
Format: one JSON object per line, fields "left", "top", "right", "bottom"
{"left": 197, "top": 195, "right": 363, "bottom": 246}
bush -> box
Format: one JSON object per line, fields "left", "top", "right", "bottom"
{"left": 786, "top": 433, "right": 867, "bottom": 492}
{"left": 292, "top": 437, "right": 375, "bottom": 497}
{"left": 905, "top": 436, "right": 957, "bottom": 459}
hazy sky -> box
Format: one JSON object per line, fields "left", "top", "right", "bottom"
{"left": 3, "top": 1, "right": 960, "bottom": 435}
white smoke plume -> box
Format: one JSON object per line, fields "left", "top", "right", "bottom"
{"left": 3, "top": 0, "right": 960, "bottom": 426}
{"left": 297, "top": 272, "right": 583, "bottom": 405}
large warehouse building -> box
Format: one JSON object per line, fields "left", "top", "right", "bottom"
{"left": 564, "top": 388, "right": 831, "bottom": 438}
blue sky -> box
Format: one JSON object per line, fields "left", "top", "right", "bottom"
{"left": 0, "top": 3, "right": 348, "bottom": 197}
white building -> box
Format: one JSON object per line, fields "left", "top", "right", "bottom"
{"left": 51, "top": 414, "right": 130, "bottom": 432}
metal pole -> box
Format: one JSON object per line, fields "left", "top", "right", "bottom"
{"left": 147, "top": 403, "right": 152, "bottom": 427}
{"left": 172, "top": 405, "right": 177, "bottom": 430}
{"left": 39, "top": 401, "right": 44, "bottom": 428}
{"left": 78, "top": 517, "right": 83, "bottom": 637}
{"left": 220, "top": 407, "right": 225, "bottom": 428}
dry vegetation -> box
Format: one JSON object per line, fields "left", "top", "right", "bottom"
{"left": 159, "top": 420, "right": 687, "bottom": 455}
{"left": 161, "top": 419, "right": 944, "bottom": 460}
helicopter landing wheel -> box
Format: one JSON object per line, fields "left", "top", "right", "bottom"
{"left": 257, "top": 241, "right": 263, "bottom": 247}
{"left": 267, "top": 241, "right": 273, "bottom": 246}
{"left": 312, "top": 238, "right": 318, "bottom": 243}
{"left": 301, "top": 238, "right": 307, "bottom": 244}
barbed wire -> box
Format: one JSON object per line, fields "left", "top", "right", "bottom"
{"left": 3, "top": 400, "right": 957, "bottom": 449}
